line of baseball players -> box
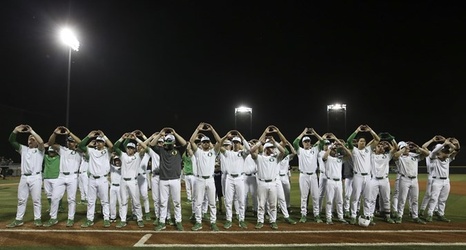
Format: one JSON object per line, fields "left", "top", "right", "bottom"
{"left": 6, "top": 123, "right": 460, "bottom": 229}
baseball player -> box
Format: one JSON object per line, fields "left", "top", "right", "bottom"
{"left": 363, "top": 139, "right": 397, "bottom": 224}
{"left": 145, "top": 135, "right": 163, "bottom": 225}
{"left": 393, "top": 140, "right": 429, "bottom": 224}
{"left": 318, "top": 134, "right": 337, "bottom": 216}
{"left": 77, "top": 130, "right": 113, "bottom": 228}
{"left": 44, "top": 127, "right": 82, "bottom": 227}
{"left": 189, "top": 122, "right": 222, "bottom": 231}
{"left": 78, "top": 153, "right": 89, "bottom": 205}
{"left": 113, "top": 133, "right": 146, "bottom": 228}
{"left": 321, "top": 140, "right": 351, "bottom": 224}
{"left": 7, "top": 124, "right": 45, "bottom": 228}
{"left": 243, "top": 139, "right": 258, "bottom": 217}
{"left": 251, "top": 126, "right": 287, "bottom": 230}
{"left": 293, "top": 127, "right": 325, "bottom": 223}
{"left": 342, "top": 139, "right": 356, "bottom": 218}
{"left": 150, "top": 128, "right": 187, "bottom": 232}
{"left": 219, "top": 131, "right": 249, "bottom": 229}
{"left": 109, "top": 155, "right": 122, "bottom": 223}
{"left": 132, "top": 130, "right": 152, "bottom": 222}
{"left": 420, "top": 135, "right": 446, "bottom": 217}
{"left": 182, "top": 147, "right": 195, "bottom": 204}
{"left": 183, "top": 141, "right": 197, "bottom": 221}
{"left": 274, "top": 140, "right": 297, "bottom": 225}
{"left": 425, "top": 138, "right": 460, "bottom": 222}
{"left": 42, "top": 146, "right": 61, "bottom": 215}
{"left": 346, "top": 124, "right": 380, "bottom": 225}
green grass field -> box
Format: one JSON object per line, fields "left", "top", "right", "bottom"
{"left": 0, "top": 171, "right": 465, "bottom": 250}
{"left": 1, "top": 172, "right": 466, "bottom": 225}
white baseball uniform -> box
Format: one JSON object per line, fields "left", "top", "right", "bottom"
{"left": 109, "top": 163, "right": 122, "bottom": 221}
{"left": 426, "top": 147, "right": 454, "bottom": 217}
{"left": 396, "top": 152, "right": 425, "bottom": 219}
{"left": 86, "top": 147, "right": 111, "bottom": 222}
{"left": 78, "top": 155, "right": 89, "bottom": 203}
{"left": 296, "top": 144, "right": 321, "bottom": 218}
{"left": 49, "top": 146, "right": 82, "bottom": 221}
{"left": 16, "top": 144, "right": 45, "bottom": 221}
{"left": 243, "top": 154, "right": 258, "bottom": 214}
{"left": 118, "top": 151, "right": 143, "bottom": 222}
{"left": 193, "top": 147, "right": 218, "bottom": 224}
{"left": 350, "top": 145, "right": 373, "bottom": 219}
{"left": 324, "top": 153, "right": 344, "bottom": 221}
{"left": 220, "top": 147, "right": 247, "bottom": 222}
{"left": 254, "top": 152, "right": 281, "bottom": 224}
{"left": 364, "top": 152, "right": 392, "bottom": 218}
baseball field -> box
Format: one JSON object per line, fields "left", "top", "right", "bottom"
{"left": 0, "top": 171, "right": 465, "bottom": 250}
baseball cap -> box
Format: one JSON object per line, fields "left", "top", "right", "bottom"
{"left": 164, "top": 134, "right": 175, "bottom": 144}
{"left": 223, "top": 139, "right": 232, "bottom": 146}
{"left": 96, "top": 136, "right": 105, "bottom": 142}
{"left": 126, "top": 142, "right": 136, "bottom": 148}
{"left": 67, "top": 136, "right": 76, "bottom": 142}
{"left": 324, "top": 139, "right": 331, "bottom": 144}
{"left": 201, "top": 136, "right": 210, "bottom": 142}
{"left": 232, "top": 136, "right": 241, "bottom": 143}
{"left": 157, "top": 137, "right": 164, "bottom": 142}
{"left": 48, "top": 146, "right": 55, "bottom": 152}
{"left": 302, "top": 136, "right": 311, "bottom": 142}
{"left": 397, "top": 141, "right": 407, "bottom": 149}
{"left": 264, "top": 142, "right": 275, "bottom": 148}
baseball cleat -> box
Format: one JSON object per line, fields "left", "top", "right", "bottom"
{"left": 191, "top": 222, "right": 202, "bottom": 231}
{"left": 155, "top": 223, "right": 166, "bottom": 231}
{"left": 6, "top": 220, "right": 24, "bottom": 228}
{"left": 43, "top": 218, "right": 58, "bottom": 227}
{"left": 34, "top": 219, "right": 43, "bottom": 227}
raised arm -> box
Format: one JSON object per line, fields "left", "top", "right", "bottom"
{"left": 28, "top": 125, "right": 45, "bottom": 151}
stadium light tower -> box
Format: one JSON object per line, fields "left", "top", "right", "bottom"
{"left": 60, "top": 28, "right": 80, "bottom": 128}
{"left": 327, "top": 103, "right": 347, "bottom": 138}
{"left": 235, "top": 106, "right": 253, "bottom": 138}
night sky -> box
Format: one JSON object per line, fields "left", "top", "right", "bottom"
{"left": 1, "top": 0, "right": 465, "bottom": 164}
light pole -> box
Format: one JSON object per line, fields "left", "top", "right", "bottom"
{"left": 60, "top": 28, "right": 80, "bottom": 128}
{"left": 327, "top": 103, "right": 347, "bottom": 138}
{"left": 235, "top": 106, "right": 253, "bottom": 138}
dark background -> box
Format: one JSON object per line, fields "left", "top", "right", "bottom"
{"left": 1, "top": 0, "right": 465, "bottom": 165}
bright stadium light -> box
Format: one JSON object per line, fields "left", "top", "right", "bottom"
{"left": 327, "top": 103, "right": 347, "bottom": 138}
{"left": 235, "top": 106, "right": 253, "bottom": 138}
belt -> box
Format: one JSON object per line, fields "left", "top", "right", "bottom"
{"left": 23, "top": 171, "right": 41, "bottom": 176}
{"left": 354, "top": 172, "right": 368, "bottom": 176}
{"left": 258, "top": 178, "right": 275, "bottom": 183}
{"left": 375, "top": 176, "right": 387, "bottom": 180}
{"left": 401, "top": 174, "right": 416, "bottom": 179}
{"left": 92, "top": 174, "right": 108, "bottom": 179}
{"left": 300, "top": 171, "right": 314, "bottom": 175}
{"left": 229, "top": 173, "right": 243, "bottom": 178}
{"left": 327, "top": 177, "right": 340, "bottom": 181}
{"left": 185, "top": 173, "right": 193, "bottom": 175}
{"left": 62, "top": 171, "right": 79, "bottom": 175}
{"left": 245, "top": 173, "right": 255, "bottom": 176}
{"left": 112, "top": 183, "right": 120, "bottom": 186}
{"left": 138, "top": 173, "right": 146, "bottom": 176}
{"left": 123, "top": 177, "right": 137, "bottom": 181}
{"left": 196, "top": 175, "right": 211, "bottom": 179}
{"left": 433, "top": 176, "right": 448, "bottom": 180}
{"left": 279, "top": 174, "right": 286, "bottom": 176}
